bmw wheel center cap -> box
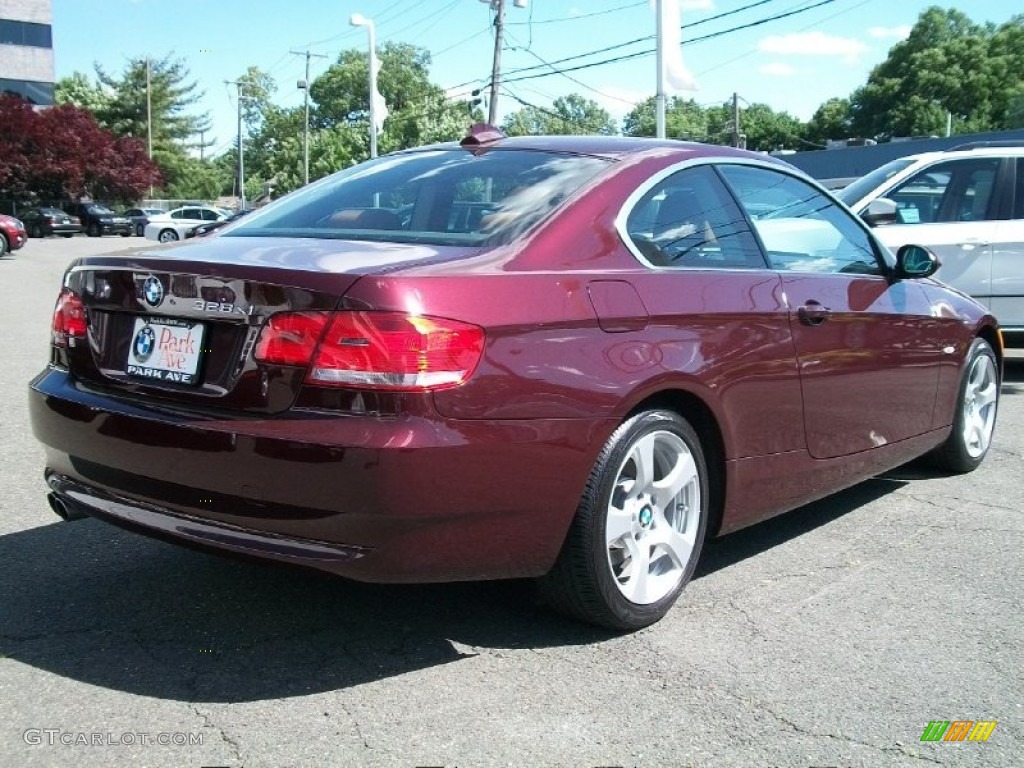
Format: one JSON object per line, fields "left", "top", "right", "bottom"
{"left": 638, "top": 506, "right": 653, "bottom": 527}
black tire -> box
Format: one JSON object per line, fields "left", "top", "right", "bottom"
{"left": 87, "top": 223, "right": 100, "bottom": 237}
{"left": 538, "top": 409, "right": 709, "bottom": 630}
{"left": 929, "top": 337, "right": 999, "bottom": 473}
{"left": 0, "top": 233, "right": 8, "bottom": 257}
{"left": 31, "top": 224, "right": 43, "bottom": 238}
{"left": 135, "top": 223, "right": 144, "bottom": 237}
{"left": 158, "top": 228, "right": 179, "bottom": 243}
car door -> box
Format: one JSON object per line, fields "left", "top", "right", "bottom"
{"left": 719, "top": 164, "right": 944, "bottom": 460}
{"left": 866, "top": 156, "right": 1004, "bottom": 310}
{"left": 619, "top": 164, "right": 804, "bottom": 460}
{"left": 988, "top": 157, "right": 1024, "bottom": 330}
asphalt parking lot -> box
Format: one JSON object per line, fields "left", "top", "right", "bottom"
{"left": 1, "top": 235, "right": 1021, "bottom": 768}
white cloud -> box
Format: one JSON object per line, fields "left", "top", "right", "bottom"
{"left": 868, "top": 25, "right": 912, "bottom": 39}
{"left": 759, "top": 62, "right": 797, "bottom": 77}
{"left": 758, "top": 31, "right": 868, "bottom": 63}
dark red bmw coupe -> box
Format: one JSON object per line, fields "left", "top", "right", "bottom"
{"left": 30, "top": 131, "right": 1001, "bottom": 629}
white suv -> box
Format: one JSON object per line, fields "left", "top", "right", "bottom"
{"left": 838, "top": 143, "right": 1024, "bottom": 343}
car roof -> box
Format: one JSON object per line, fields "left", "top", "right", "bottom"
{"left": 899, "top": 146, "right": 1024, "bottom": 164}
{"left": 402, "top": 134, "right": 777, "bottom": 163}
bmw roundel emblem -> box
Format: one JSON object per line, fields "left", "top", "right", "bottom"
{"left": 133, "top": 325, "right": 155, "bottom": 362}
{"left": 143, "top": 276, "right": 164, "bottom": 307}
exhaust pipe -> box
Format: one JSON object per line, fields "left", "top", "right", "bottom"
{"left": 48, "top": 493, "right": 89, "bottom": 521}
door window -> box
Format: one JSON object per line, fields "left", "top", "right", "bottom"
{"left": 624, "top": 165, "right": 765, "bottom": 269}
{"left": 719, "top": 165, "right": 884, "bottom": 276}
{"left": 885, "top": 158, "right": 1000, "bottom": 224}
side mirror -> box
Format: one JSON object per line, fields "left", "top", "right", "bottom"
{"left": 861, "top": 197, "right": 899, "bottom": 227}
{"left": 895, "top": 244, "right": 939, "bottom": 279}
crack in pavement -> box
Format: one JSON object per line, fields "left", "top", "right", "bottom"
{"left": 192, "top": 704, "right": 243, "bottom": 765}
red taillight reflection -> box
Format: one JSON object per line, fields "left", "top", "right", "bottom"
{"left": 52, "top": 288, "right": 87, "bottom": 347}
{"left": 310, "top": 311, "right": 485, "bottom": 391}
{"left": 253, "top": 311, "right": 330, "bottom": 366}
{"left": 254, "top": 310, "right": 485, "bottom": 391}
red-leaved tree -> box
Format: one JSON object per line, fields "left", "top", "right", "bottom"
{"left": 0, "top": 94, "right": 161, "bottom": 203}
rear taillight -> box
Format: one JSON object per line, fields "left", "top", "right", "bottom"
{"left": 254, "top": 310, "right": 485, "bottom": 391}
{"left": 253, "top": 311, "right": 330, "bottom": 366}
{"left": 48, "top": 216, "right": 57, "bottom": 225}
{"left": 52, "top": 288, "right": 87, "bottom": 347}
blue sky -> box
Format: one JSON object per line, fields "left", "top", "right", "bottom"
{"left": 53, "top": 0, "right": 1017, "bottom": 154}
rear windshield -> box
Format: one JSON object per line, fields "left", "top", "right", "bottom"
{"left": 226, "top": 148, "right": 611, "bottom": 247}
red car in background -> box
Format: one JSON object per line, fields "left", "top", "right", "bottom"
{"left": 0, "top": 213, "right": 28, "bottom": 256}
{"left": 30, "top": 131, "right": 1001, "bottom": 629}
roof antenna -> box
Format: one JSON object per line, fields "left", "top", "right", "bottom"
{"left": 461, "top": 123, "right": 506, "bottom": 147}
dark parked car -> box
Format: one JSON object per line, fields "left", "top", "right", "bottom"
{"left": 64, "top": 203, "right": 132, "bottom": 237}
{"left": 185, "top": 208, "right": 254, "bottom": 239}
{"left": 31, "top": 132, "right": 1001, "bottom": 630}
{"left": 0, "top": 213, "right": 27, "bottom": 255}
{"left": 18, "top": 207, "right": 81, "bottom": 238}
{"left": 122, "top": 207, "right": 167, "bottom": 237}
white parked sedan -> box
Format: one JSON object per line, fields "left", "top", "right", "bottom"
{"left": 144, "top": 206, "right": 230, "bottom": 243}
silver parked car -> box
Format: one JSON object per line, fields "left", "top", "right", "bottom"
{"left": 839, "top": 143, "right": 1024, "bottom": 344}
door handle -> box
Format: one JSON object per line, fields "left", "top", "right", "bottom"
{"left": 959, "top": 239, "right": 990, "bottom": 250}
{"left": 797, "top": 301, "right": 831, "bottom": 326}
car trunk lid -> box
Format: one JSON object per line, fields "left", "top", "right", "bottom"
{"left": 58, "top": 236, "right": 475, "bottom": 414}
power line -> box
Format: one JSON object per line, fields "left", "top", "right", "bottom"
{"left": 470, "top": 0, "right": 785, "bottom": 87}
{"left": 506, "top": 1, "right": 647, "bottom": 26}
{"left": 497, "top": 0, "right": 843, "bottom": 88}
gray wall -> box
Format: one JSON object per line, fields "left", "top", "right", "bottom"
{"left": 783, "top": 128, "right": 1024, "bottom": 182}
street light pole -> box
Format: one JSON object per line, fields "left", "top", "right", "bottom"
{"left": 225, "top": 79, "right": 246, "bottom": 209}
{"left": 350, "top": 14, "right": 378, "bottom": 158}
{"left": 655, "top": 0, "right": 666, "bottom": 139}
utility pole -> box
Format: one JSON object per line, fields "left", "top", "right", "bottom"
{"left": 732, "top": 92, "right": 741, "bottom": 148}
{"left": 226, "top": 79, "right": 246, "bottom": 208}
{"left": 292, "top": 49, "right": 328, "bottom": 186}
{"left": 146, "top": 59, "right": 153, "bottom": 159}
{"left": 487, "top": 0, "right": 505, "bottom": 125}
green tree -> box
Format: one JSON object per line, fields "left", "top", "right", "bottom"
{"left": 502, "top": 93, "right": 617, "bottom": 136}
{"left": 737, "top": 103, "right": 804, "bottom": 152}
{"left": 94, "top": 56, "right": 209, "bottom": 146}
{"left": 237, "top": 42, "right": 477, "bottom": 196}
{"left": 803, "top": 97, "right": 853, "bottom": 146}
{"left": 849, "top": 7, "right": 1024, "bottom": 138}
{"left": 55, "top": 72, "right": 111, "bottom": 114}
{"left": 622, "top": 96, "right": 708, "bottom": 140}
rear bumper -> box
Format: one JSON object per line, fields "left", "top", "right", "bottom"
{"left": 29, "top": 367, "right": 608, "bottom": 582}
{"left": 98, "top": 222, "right": 132, "bottom": 235}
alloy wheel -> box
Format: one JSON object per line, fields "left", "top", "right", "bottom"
{"left": 605, "top": 429, "right": 701, "bottom": 605}
{"left": 961, "top": 352, "right": 998, "bottom": 458}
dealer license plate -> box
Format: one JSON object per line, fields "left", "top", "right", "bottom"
{"left": 126, "top": 317, "right": 206, "bottom": 385}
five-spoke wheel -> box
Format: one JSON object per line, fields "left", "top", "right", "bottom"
{"left": 539, "top": 409, "right": 708, "bottom": 630}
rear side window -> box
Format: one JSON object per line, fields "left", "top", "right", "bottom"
{"left": 886, "top": 158, "right": 1000, "bottom": 224}
{"left": 228, "top": 149, "right": 610, "bottom": 247}
{"left": 624, "top": 165, "right": 765, "bottom": 269}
